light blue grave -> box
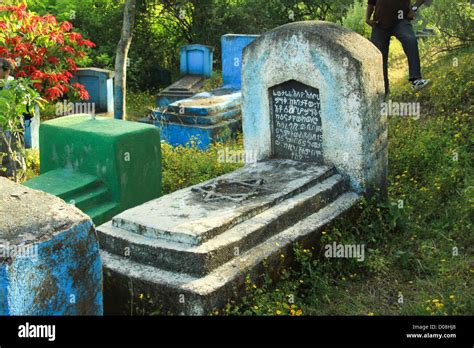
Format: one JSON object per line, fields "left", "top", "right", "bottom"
{"left": 180, "top": 44, "right": 214, "bottom": 77}
{"left": 145, "top": 35, "right": 258, "bottom": 149}
{"left": 221, "top": 34, "right": 260, "bottom": 89}
{"left": 0, "top": 177, "right": 103, "bottom": 315}
{"left": 147, "top": 90, "right": 242, "bottom": 150}
{"left": 71, "top": 68, "right": 115, "bottom": 113}
{"left": 155, "top": 45, "right": 214, "bottom": 108}
{"left": 24, "top": 104, "right": 40, "bottom": 149}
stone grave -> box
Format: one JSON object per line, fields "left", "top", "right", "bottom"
{"left": 155, "top": 44, "right": 214, "bottom": 108}
{"left": 180, "top": 44, "right": 214, "bottom": 77}
{"left": 99, "top": 21, "right": 386, "bottom": 315}
{"left": 23, "top": 114, "right": 162, "bottom": 226}
{"left": 144, "top": 34, "right": 259, "bottom": 150}
{"left": 71, "top": 68, "right": 115, "bottom": 114}
{"left": 221, "top": 34, "right": 260, "bottom": 90}
{"left": 0, "top": 177, "right": 103, "bottom": 315}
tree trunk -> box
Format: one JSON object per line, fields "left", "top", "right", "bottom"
{"left": 0, "top": 126, "right": 25, "bottom": 183}
{"left": 114, "top": 0, "right": 137, "bottom": 120}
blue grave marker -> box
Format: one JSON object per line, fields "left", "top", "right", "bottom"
{"left": 145, "top": 35, "right": 259, "bottom": 149}
{"left": 180, "top": 45, "right": 214, "bottom": 77}
{"left": 221, "top": 34, "right": 259, "bottom": 90}
{"left": 0, "top": 177, "right": 103, "bottom": 315}
{"left": 71, "top": 68, "right": 115, "bottom": 114}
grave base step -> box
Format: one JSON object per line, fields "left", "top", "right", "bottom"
{"left": 97, "top": 173, "right": 345, "bottom": 276}
{"left": 24, "top": 169, "right": 102, "bottom": 199}
{"left": 24, "top": 168, "right": 119, "bottom": 226}
{"left": 152, "top": 107, "right": 241, "bottom": 126}
{"left": 155, "top": 118, "right": 242, "bottom": 150}
{"left": 101, "top": 192, "right": 359, "bottom": 315}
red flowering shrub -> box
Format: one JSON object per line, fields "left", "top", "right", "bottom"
{"left": 0, "top": 4, "right": 96, "bottom": 101}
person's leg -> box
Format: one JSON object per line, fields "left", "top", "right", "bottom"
{"left": 393, "top": 19, "right": 422, "bottom": 81}
{"left": 371, "top": 26, "right": 392, "bottom": 96}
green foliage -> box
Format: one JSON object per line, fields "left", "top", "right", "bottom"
{"left": 28, "top": 0, "right": 124, "bottom": 68}
{"left": 0, "top": 78, "right": 44, "bottom": 182}
{"left": 278, "top": 0, "right": 353, "bottom": 22}
{"left": 342, "top": 0, "right": 371, "bottom": 38}
{"left": 125, "top": 90, "right": 156, "bottom": 121}
{"left": 161, "top": 133, "right": 244, "bottom": 194}
{"left": 422, "top": 0, "right": 474, "bottom": 49}
{"left": 22, "top": 148, "right": 40, "bottom": 182}
{"left": 200, "top": 70, "right": 223, "bottom": 92}
{"left": 391, "top": 45, "right": 474, "bottom": 116}
{"left": 27, "top": 0, "right": 79, "bottom": 21}
{"left": 0, "top": 79, "right": 44, "bottom": 130}
{"left": 26, "top": 0, "right": 355, "bottom": 92}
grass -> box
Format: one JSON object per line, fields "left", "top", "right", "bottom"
{"left": 161, "top": 134, "right": 244, "bottom": 194}
{"left": 125, "top": 90, "right": 157, "bottom": 122}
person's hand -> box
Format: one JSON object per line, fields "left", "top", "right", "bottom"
{"left": 366, "top": 19, "right": 378, "bottom": 27}
{"left": 407, "top": 10, "right": 417, "bottom": 20}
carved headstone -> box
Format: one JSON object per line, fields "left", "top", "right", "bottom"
{"left": 242, "top": 21, "right": 387, "bottom": 193}
{"left": 270, "top": 80, "right": 322, "bottom": 162}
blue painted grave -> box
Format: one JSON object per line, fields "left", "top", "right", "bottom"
{"left": 144, "top": 35, "right": 258, "bottom": 149}
{"left": 0, "top": 177, "right": 103, "bottom": 315}
{"left": 180, "top": 45, "right": 214, "bottom": 77}
{"left": 221, "top": 34, "right": 260, "bottom": 89}
{"left": 156, "top": 45, "right": 215, "bottom": 108}
{"left": 24, "top": 104, "right": 40, "bottom": 149}
{"left": 71, "top": 68, "right": 115, "bottom": 113}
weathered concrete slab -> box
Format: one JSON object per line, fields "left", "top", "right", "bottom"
{"left": 112, "top": 160, "right": 334, "bottom": 246}
{"left": 102, "top": 192, "right": 359, "bottom": 315}
{"left": 98, "top": 172, "right": 346, "bottom": 277}
{"left": 156, "top": 107, "right": 240, "bottom": 125}
{"left": 168, "top": 92, "right": 242, "bottom": 116}
{"left": 157, "top": 75, "right": 207, "bottom": 108}
{"left": 0, "top": 177, "right": 103, "bottom": 315}
{"left": 169, "top": 75, "right": 207, "bottom": 91}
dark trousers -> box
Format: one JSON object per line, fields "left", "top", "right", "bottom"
{"left": 371, "top": 19, "right": 422, "bottom": 95}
